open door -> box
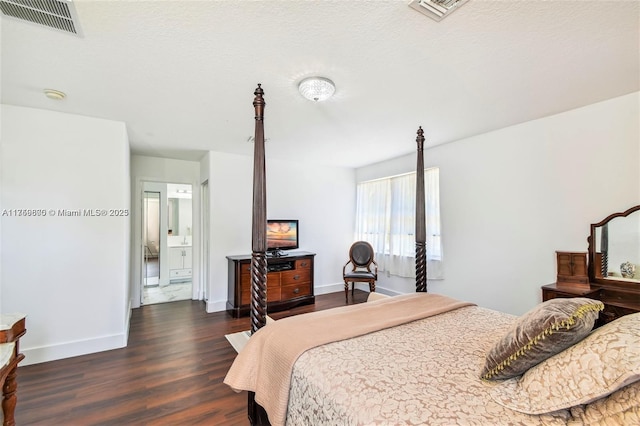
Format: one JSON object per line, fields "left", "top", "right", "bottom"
{"left": 140, "top": 182, "right": 193, "bottom": 305}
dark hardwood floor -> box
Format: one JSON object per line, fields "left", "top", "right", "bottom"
{"left": 15, "top": 290, "right": 369, "bottom": 425}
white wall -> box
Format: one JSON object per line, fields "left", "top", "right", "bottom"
{"left": 357, "top": 92, "right": 640, "bottom": 315}
{"left": 0, "top": 105, "right": 130, "bottom": 365}
{"left": 267, "top": 158, "right": 356, "bottom": 294}
{"left": 130, "top": 155, "right": 201, "bottom": 307}
{"left": 204, "top": 151, "right": 355, "bottom": 312}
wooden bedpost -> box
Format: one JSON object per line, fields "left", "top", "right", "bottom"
{"left": 248, "top": 86, "right": 273, "bottom": 425}
{"left": 250, "top": 84, "right": 268, "bottom": 334}
{"left": 415, "top": 126, "right": 427, "bottom": 292}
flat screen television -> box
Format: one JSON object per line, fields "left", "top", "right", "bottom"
{"left": 266, "top": 219, "right": 299, "bottom": 256}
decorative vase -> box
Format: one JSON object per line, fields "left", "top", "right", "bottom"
{"left": 620, "top": 261, "right": 636, "bottom": 279}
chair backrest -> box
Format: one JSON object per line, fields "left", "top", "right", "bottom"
{"left": 349, "top": 241, "right": 374, "bottom": 268}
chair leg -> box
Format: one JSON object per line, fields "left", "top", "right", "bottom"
{"left": 370, "top": 281, "right": 376, "bottom": 293}
{"left": 344, "top": 281, "right": 349, "bottom": 302}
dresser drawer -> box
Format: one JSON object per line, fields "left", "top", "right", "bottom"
{"left": 240, "top": 263, "right": 252, "bottom": 274}
{"left": 281, "top": 269, "right": 311, "bottom": 286}
{"left": 267, "top": 272, "right": 281, "bottom": 287}
{"left": 542, "top": 289, "right": 571, "bottom": 301}
{"left": 241, "top": 287, "right": 281, "bottom": 305}
{"left": 241, "top": 271, "right": 281, "bottom": 291}
{"left": 295, "top": 258, "right": 312, "bottom": 270}
{"left": 598, "top": 303, "right": 638, "bottom": 326}
{"left": 170, "top": 269, "right": 192, "bottom": 278}
{"left": 281, "top": 282, "right": 311, "bottom": 300}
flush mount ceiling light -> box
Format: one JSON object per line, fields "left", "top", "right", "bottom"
{"left": 44, "top": 89, "right": 66, "bottom": 100}
{"left": 408, "top": 0, "right": 469, "bottom": 21}
{"left": 298, "top": 77, "right": 335, "bottom": 102}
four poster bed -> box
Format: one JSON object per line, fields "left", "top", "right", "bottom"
{"left": 224, "top": 86, "right": 640, "bottom": 425}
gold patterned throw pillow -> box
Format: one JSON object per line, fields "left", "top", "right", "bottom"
{"left": 481, "top": 298, "right": 603, "bottom": 380}
{"left": 490, "top": 312, "right": 640, "bottom": 414}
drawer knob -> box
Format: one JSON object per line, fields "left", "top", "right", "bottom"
{"left": 293, "top": 288, "right": 300, "bottom": 294}
{"left": 293, "top": 275, "right": 300, "bottom": 280}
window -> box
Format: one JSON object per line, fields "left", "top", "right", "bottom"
{"left": 355, "top": 168, "right": 443, "bottom": 279}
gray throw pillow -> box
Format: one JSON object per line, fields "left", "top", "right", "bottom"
{"left": 481, "top": 297, "right": 603, "bottom": 380}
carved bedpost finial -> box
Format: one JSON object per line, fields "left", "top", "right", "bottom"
{"left": 253, "top": 84, "right": 265, "bottom": 121}
{"left": 416, "top": 126, "right": 425, "bottom": 150}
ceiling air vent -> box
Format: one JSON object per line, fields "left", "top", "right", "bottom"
{"left": 408, "top": 0, "right": 469, "bottom": 22}
{"left": 0, "top": 0, "right": 82, "bottom": 36}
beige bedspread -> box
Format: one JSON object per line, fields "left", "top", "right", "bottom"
{"left": 223, "top": 293, "right": 474, "bottom": 426}
{"left": 284, "top": 305, "right": 640, "bottom": 425}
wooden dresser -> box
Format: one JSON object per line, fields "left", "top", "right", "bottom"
{"left": 226, "top": 252, "right": 315, "bottom": 317}
{"left": 542, "top": 205, "right": 640, "bottom": 327}
{"left": 541, "top": 282, "right": 640, "bottom": 327}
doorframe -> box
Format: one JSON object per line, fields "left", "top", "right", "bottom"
{"left": 131, "top": 177, "right": 200, "bottom": 309}
{"left": 200, "top": 179, "right": 210, "bottom": 302}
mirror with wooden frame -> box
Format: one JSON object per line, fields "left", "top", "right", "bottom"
{"left": 588, "top": 205, "right": 640, "bottom": 289}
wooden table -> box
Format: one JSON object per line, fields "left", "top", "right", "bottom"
{"left": 0, "top": 314, "right": 26, "bottom": 426}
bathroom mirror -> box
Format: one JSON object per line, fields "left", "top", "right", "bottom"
{"left": 167, "top": 184, "right": 193, "bottom": 237}
{"left": 588, "top": 205, "right": 640, "bottom": 286}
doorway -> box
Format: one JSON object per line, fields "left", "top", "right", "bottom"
{"left": 141, "top": 182, "right": 193, "bottom": 305}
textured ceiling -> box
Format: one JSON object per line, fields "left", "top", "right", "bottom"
{"left": 2, "top": 0, "right": 638, "bottom": 168}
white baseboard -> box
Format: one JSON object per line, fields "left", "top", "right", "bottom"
{"left": 207, "top": 299, "right": 227, "bottom": 313}
{"left": 373, "top": 286, "right": 403, "bottom": 297}
{"left": 21, "top": 333, "right": 127, "bottom": 366}
{"left": 314, "top": 282, "right": 345, "bottom": 295}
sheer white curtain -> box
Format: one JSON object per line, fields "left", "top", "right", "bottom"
{"left": 355, "top": 168, "right": 443, "bottom": 279}
{"left": 355, "top": 178, "right": 389, "bottom": 254}
{"left": 425, "top": 168, "right": 443, "bottom": 279}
